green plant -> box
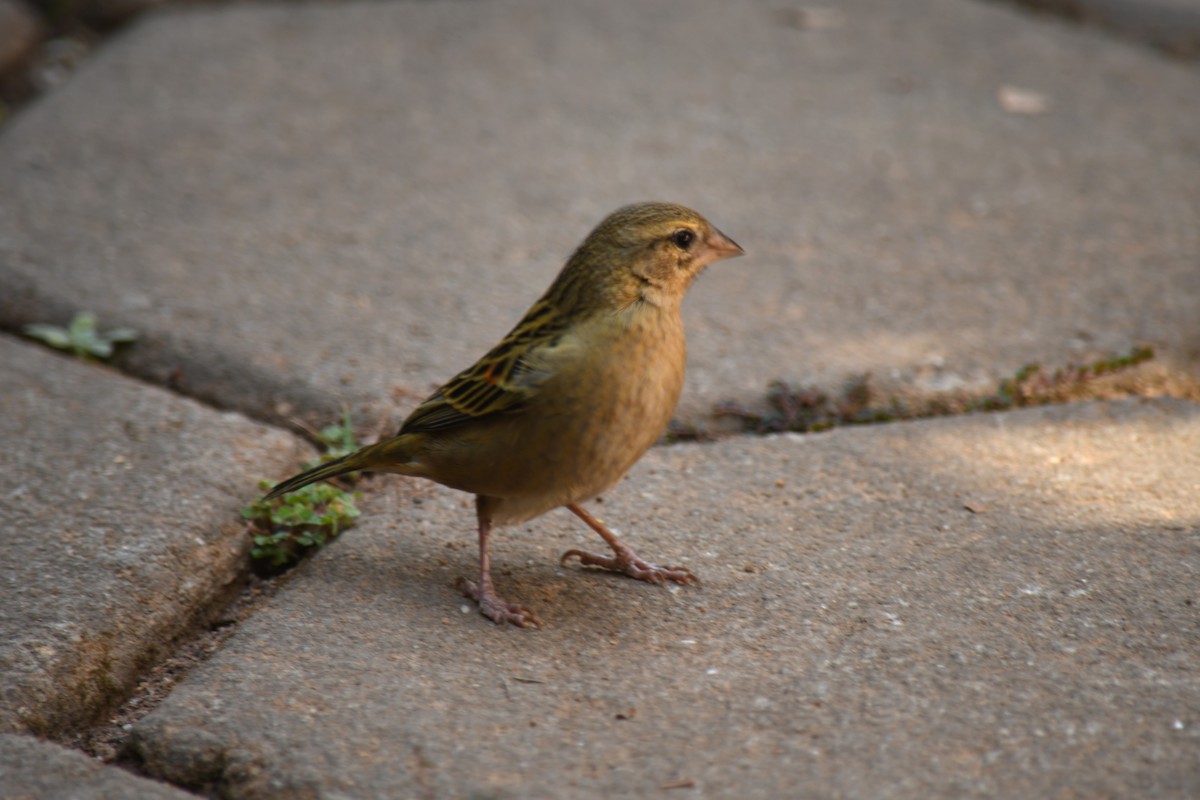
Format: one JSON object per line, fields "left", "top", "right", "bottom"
{"left": 707, "top": 346, "right": 1157, "bottom": 438}
{"left": 243, "top": 411, "right": 364, "bottom": 572}
{"left": 712, "top": 374, "right": 896, "bottom": 435}
{"left": 23, "top": 312, "right": 137, "bottom": 360}
{"left": 976, "top": 346, "right": 1155, "bottom": 411}
{"left": 315, "top": 407, "right": 359, "bottom": 461}
{"left": 243, "top": 481, "right": 361, "bottom": 570}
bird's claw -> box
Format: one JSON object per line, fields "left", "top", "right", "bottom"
{"left": 456, "top": 577, "right": 542, "bottom": 628}
{"left": 560, "top": 549, "right": 701, "bottom": 588}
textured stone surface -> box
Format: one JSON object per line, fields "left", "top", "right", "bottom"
{"left": 0, "top": 0, "right": 1195, "bottom": 431}
{"left": 1, "top": 0, "right": 1197, "bottom": 795}
{"left": 127, "top": 399, "right": 1200, "bottom": 798}
{"left": 0, "top": 733, "right": 195, "bottom": 800}
{"left": 0, "top": 337, "right": 309, "bottom": 735}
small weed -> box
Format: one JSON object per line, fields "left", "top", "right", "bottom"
{"left": 243, "top": 411, "right": 364, "bottom": 574}
{"left": 713, "top": 373, "right": 899, "bottom": 435}
{"left": 315, "top": 407, "right": 358, "bottom": 461}
{"left": 710, "top": 346, "right": 1157, "bottom": 436}
{"left": 973, "top": 346, "right": 1155, "bottom": 411}
{"left": 22, "top": 311, "right": 137, "bottom": 360}
{"left": 243, "top": 482, "right": 361, "bottom": 572}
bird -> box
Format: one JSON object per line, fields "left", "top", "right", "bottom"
{"left": 264, "top": 202, "right": 744, "bottom": 627}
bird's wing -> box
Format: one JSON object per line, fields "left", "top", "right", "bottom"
{"left": 398, "top": 299, "right": 569, "bottom": 434}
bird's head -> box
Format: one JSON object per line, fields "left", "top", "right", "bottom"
{"left": 552, "top": 202, "right": 744, "bottom": 311}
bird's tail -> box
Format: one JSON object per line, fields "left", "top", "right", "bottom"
{"left": 263, "top": 437, "right": 415, "bottom": 501}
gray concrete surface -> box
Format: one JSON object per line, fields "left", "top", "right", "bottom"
{"left": 0, "top": 0, "right": 1197, "bottom": 797}
{"left": 0, "top": 337, "right": 310, "bottom": 736}
{"left": 124, "top": 399, "right": 1199, "bottom": 799}
{"left": 0, "top": 0, "right": 1195, "bottom": 431}
{"left": 0, "top": 733, "right": 196, "bottom": 800}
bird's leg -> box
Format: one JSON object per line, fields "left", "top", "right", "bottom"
{"left": 560, "top": 502, "right": 700, "bottom": 587}
{"left": 456, "top": 497, "right": 541, "bottom": 628}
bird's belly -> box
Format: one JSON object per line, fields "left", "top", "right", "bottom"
{"left": 419, "top": 315, "right": 684, "bottom": 523}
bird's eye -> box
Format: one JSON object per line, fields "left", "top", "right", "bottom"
{"left": 671, "top": 229, "right": 696, "bottom": 250}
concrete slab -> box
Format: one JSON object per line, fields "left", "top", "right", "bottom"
{"left": 0, "top": 733, "right": 196, "bottom": 800}
{"left": 125, "top": 398, "right": 1200, "bottom": 798}
{"left": 0, "top": 0, "right": 1195, "bottom": 430}
{"left": 0, "top": 336, "right": 310, "bottom": 737}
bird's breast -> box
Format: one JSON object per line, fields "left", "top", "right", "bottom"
{"left": 566, "top": 305, "right": 682, "bottom": 429}
{"left": 483, "top": 304, "right": 686, "bottom": 522}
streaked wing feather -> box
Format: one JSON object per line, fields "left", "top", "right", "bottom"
{"left": 399, "top": 300, "right": 567, "bottom": 434}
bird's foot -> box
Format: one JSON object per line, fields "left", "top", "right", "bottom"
{"left": 456, "top": 577, "right": 542, "bottom": 628}
{"left": 560, "top": 546, "right": 701, "bottom": 588}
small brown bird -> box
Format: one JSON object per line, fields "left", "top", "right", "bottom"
{"left": 265, "top": 202, "right": 743, "bottom": 626}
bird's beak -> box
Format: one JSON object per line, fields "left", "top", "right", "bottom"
{"left": 704, "top": 227, "right": 745, "bottom": 263}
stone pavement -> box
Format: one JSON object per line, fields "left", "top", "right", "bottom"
{"left": 1, "top": 0, "right": 1197, "bottom": 429}
{"left": 0, "top": 0, "right": 1197, "bottom": 797}
{"left": 0, "top": 337, "right": 309, "bottom": 738}
{"left": 0, "top": 733, "right": 195, "bottom": 800}
{"left": 122, "top": 399, "right": 1200, "bottom": 798}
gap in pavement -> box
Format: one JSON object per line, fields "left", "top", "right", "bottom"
{"left": 64, "top": 573, "right": 291, "bottom": 765}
